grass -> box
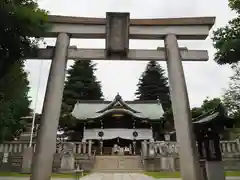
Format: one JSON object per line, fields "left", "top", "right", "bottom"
{"left": 0, "top": 172, "right": 88, "bottom": 178}
{"left": 145, "top": 171, "right": 240, "bottom": 178}
{"left": 226, "top": 171, "right": 240, "bottom": 177}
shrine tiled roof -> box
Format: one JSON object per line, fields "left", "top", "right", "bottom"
{"left": 71, "top": 94, "right": 164, "bottom": 121}
{"left": 192, "top": 104, "right": 234, "bottom": 130}
{"left": 192, "top": 104, "right": 227, "bottom": 125}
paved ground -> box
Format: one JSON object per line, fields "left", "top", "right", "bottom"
{"left": 0, "top": 173, "right": 155, "bottom": 180}
{"left": 80, "top": 173, "right": 155, "bottom": 180}
{"left": 0, "top": 174, "right": 239, "bottom": 180}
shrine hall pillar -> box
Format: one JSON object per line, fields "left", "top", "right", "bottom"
{"left": 31, "top": 33, "right": 70, "bottom": 180}
{"left": 88, "top": 140, "right": 92, "bottom": 156}
{"left": 164, "top": 34, "right": 202, "bottom": 180}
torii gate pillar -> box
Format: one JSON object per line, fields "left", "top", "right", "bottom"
{"left": 165, "top": 34, "right": 203, "bottom": 180}
{"left": 31, "top": 33, "right": 70, "bottom": 180}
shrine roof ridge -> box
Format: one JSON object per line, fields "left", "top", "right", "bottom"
{"left": 48, "top": 15, "right": 215, "bottom": 28}
{"left": 76, "top": 100, "right": 160, "bottom": 104}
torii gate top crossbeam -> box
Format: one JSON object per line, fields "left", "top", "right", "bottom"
{"left": 45, "top": 15, "right": 215, "bottom": 40}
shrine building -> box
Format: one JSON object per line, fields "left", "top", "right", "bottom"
{"left": 71, "top": 94, "right": 164, "bottom": 155}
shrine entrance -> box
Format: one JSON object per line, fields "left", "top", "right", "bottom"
{"left": 93, "top": 138, "right": 142, "bottom": 155}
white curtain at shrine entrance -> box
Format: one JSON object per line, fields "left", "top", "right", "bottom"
{"left": 83, "top": 128, "right": 153, "bottom": 140}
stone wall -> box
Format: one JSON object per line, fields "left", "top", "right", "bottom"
{"left": 142, "top": 139, "right": 240, "bottom": 171}
{"left": 0, "top": 138, "right": 240, "bottom": 173}
{"left": 0, "top": 141, "right": 95, "bottom": 173}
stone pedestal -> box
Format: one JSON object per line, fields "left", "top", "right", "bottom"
{"left": 60, "top": 153, "right": 75, "bottom": 172}
{"left": 205, "top": 161, "right": 225, "bottom": 180}
{"left": 160, "top": 156, "right": 175, "bottom": 171}
{"left": 168, "top": 157, "right": 175, "bottom": 171}
{"left": 199, "top": 160, "right": 208, "bottom": 180}
{"left": 21, "top": 147, "right": 33, "bottom": 173}
{"left": 161, "top": 157, "right": 169, "bottom": 170}
{"left": 60, "top": 142, "right": 75, "bottom": 173}
{"left": 1, "top": 152, "right": 9, "bottom": 171}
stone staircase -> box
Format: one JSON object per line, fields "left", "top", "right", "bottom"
{"left": 93, "top": 155, "right": 143, "bottom": 172}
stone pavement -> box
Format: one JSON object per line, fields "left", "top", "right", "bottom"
{"left": 0, "top": 173, "right": 155, "bottom": 180}
{"left": 0, "top": 174, "right": 239, "bottom": 180}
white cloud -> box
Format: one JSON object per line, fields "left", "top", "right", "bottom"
{"left": 25, "top": 0, "right": 235, "bottom": 113}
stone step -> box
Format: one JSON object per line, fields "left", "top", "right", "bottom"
{"left": 92, "top": 169, "right": 144, "bottom": 173}
{"left": 94, "top": 155, "right": 143, "bottom": 172}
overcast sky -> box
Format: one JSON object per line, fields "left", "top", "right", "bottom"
{"left": 25, "top": 0, "right": 236, "bottom": 113}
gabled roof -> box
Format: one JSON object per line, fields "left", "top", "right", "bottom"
{"left": 192, "top": 104, "right": 234, "bottom": 130}
{"left": 71, "top": 94, "right": 164, "bottom": 121}
{"left": 169, "top": 104, "right": 234, "bottom": 135}
{"left": 97, "top": 94, "right": 139, "bottom": 113}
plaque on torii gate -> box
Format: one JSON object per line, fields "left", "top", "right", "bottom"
{"left": 28, "top": 12, "right": 215, "bottom": 180}
{"left": 106, "top": 12, "right": 129, "bottom": 59}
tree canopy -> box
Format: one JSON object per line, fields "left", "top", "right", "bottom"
{"left": 0, "top": 0, "right": 48, "bottom": 79}
{"left": 60, "top": 60, "right": 103, "bottom": 131}
{"left": 0, "top": 61, "right": 31, "bottom": 142}
{"left": 212, "top": 0, "right": 240, "bottom": 64}
{"left": 223, "top": 63, "right": 240, "bottom": 119}
{"left": 135, "top": 60, "right": 171, "bottom": 111}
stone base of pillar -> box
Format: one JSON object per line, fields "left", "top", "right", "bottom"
{"left": 21, "top": 147, "right": 33, "bottom": 173}
{"left": 168, "top": 157, "right": 175, "bottom": 171}
{"left": 199, "top": 160, "right": 208, "bottom": 180}
{"left": 161, "top": 157, "right": 168, "bottom": 170}
{"left": 205, "top": 161, "right": 225, "bottom": 180}
{"left": 160, "top": 157, "right": 175, "bottom": 171}
{"left": 60, "top": 156, "right": 75, "bottom": 173}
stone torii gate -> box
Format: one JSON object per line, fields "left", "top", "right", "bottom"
{"left": 28, "top": 12, "right": 215, "bottom": 180}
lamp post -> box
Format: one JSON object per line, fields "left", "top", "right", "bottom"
{"left": 164, "top": 133, "right": 171, "bottom": 141}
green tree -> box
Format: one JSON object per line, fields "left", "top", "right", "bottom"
{"left": 223, "top": 63, "right": 240, "bottom": 117}
{"left": 0, "top": 0, "right": 48, "bottom": 79}
{"left": 135, "top": 60, "right": 171, "bottom": 111}
{"left": 212, "top": 0, "right": 240, "bottom": 64}
{"left": 200, "top": 97, "right": 222, "bottom": 113}
{"left": 0, "top": 61, "right": 31, "bottom": 142}
{"left": 60, "top": 60, "right": 103, "bottom": 130}
{"left": 222, "top": 63, "right": 240, "bottom": 138}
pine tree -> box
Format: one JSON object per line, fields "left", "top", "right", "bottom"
{"left": 60, "top": 60, "right": 103, "bottom": 130}
{"left": 0, "top": 61, "right": 31, "bottom": 142}
{"left": 135, "top": 60, "right": 171, "bottom": 111}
